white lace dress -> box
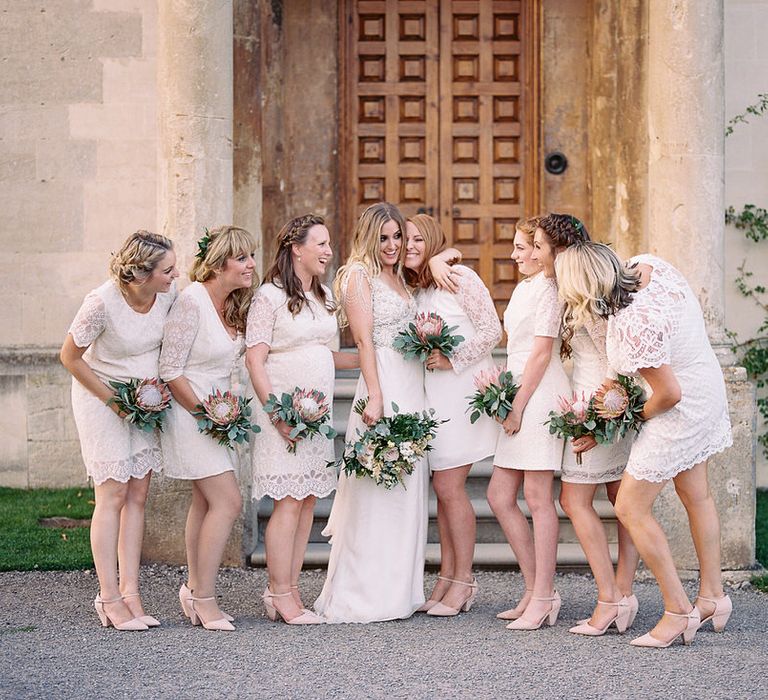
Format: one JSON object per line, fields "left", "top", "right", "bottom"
{"left": 159, "top": 282, "right": 245, "bottom": 480}
{"left": 68, "top": 280, "right": 176, "bottom": 485}
{"left": 561, "top": 317, "right": 632, "bottom": 483}
{"left": 314, "top": 266, "right": 428, "bottom": 623}
{"left": 416, "top": 266, "right": 502, "bottom": 470}
{"left": 607, "top": 254, "right": 732, "bottom": 483}
{"left": 494, "top": 273, "right": 570, "bottom": 470}
{"left": 246, "top": 283, "right": 338, "bottom": 500}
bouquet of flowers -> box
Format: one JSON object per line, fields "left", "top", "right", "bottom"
{"left": 546, "top": 392, "right": 598, "bottom": 465}
{"left": 392, "top": 311, "right": 465, "bottom": 366}
{"left": 192, "top": 388, "right": 261, "bottom": 449}
{"left": 331, "top": 398, "right": 446, "bottom": 489}
{"left": 466, "top": 365, "right": 520, "bottom": 424}
{"left": 263, "top": 387, "right": 338, "bottom": 453}
{"left": 591, "top": 375, "right": 645, "bottom": 444}
{"left": 107, "top": 377, "right": 172, "bottom": 432}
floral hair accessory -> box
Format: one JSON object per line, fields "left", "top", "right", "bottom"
{"left": 195, "top": 228, "right": 212, "bottom": 260}
{"left": 570, "top": 215, "right": 583, "bottom": 232}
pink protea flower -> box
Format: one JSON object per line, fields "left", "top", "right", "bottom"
{"left": 558, "top": 391, "right": 591, "bottom": 424}
{"left": 292, "top": 388, "right": 329, "bottom": 422}
{"left": 473, "top": 365, "right": 505, "bottom": 392}
{"left": 202, "top": 389, "right": 241, "bottom": 426}
{"left": 593, "top": 381, "right": 629, "bottom": 419}
{"left": 414, "top": 312, "right": 445, "bottom": 343}
{"left": 135, "top": 378, "right": 172, "bottom": 412}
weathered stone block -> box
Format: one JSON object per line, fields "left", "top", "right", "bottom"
{"left": 35, "top": 140, "right": 97, "bottom": 182}
{"left": 69, "top": 103, "right": 152, "bottom": 141}
{"left": 28, "top": 439, "right": 86, "bottom": 489}
{"left": 0, "top": 375, "right": 28, "bottom": 488}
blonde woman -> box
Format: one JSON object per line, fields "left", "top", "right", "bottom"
{"left": 556, "top": 242, "right": 732, "bottom": 648}
{"left": 487, "top": 216, "right": 570, "bottom": 631}
{"left": 314, "top": 202, "right": 428, "bottom": 623}
{"left": 531, "top": 214, "right": 640, "bottom": 637}
{"left": 160, "top": 226, "right": 257, "bottom": 632}
{"left": 61, "top": 230, "right": 179, "bottom": 630}
{"left": 246, "top": 214, "right": 358, "bottom": 625}
{"left": 403, "top": 214, "right": 501, "bottom": 616}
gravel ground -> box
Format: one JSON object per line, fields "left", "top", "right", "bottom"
{"left": 0, "top": 566, "right": 765, "bottom": 700}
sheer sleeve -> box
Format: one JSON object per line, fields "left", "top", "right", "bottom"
{"left": 583, "top": 316, "right": 609, "bottom": 367}
{"left": 534, "top": 278, "right": 564, "bottom": 338}
{"left": 68, "top": 292, "right": 107, "bottom": 348}
{"left": 608, "top": 306, "right": 672, "bottom": 374}
{"left": 450, "top": 267, "right": 502, "bottom": 374}
{"left": 245, "top": 289, "right": 277, "bottom": 348}
{"left": 341, "top": 265, "right": 373, "bottom": 316}
{"left": 159, "top": 293, "right": 200, "bottom": 381}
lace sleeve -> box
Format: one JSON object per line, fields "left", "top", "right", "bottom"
{"left": 245, "top": 290, "right": 277, "bottom": 348}
{"left": 68, "top": 292, "right": 107, "bottom": 348}
{"left": 583, "top": 315, "right": 609, "bottom": 367}
{"left": 534, "top": 279, "right": 563, "bottom": 338}
{"left": 450, "top": 267, "right": 502, "bottom": 374}
{"left": 341, "top": 265, "right": 373, "bottom": 316}
{"left": 159, "top": 293, "right": 200, "bottom": 381}
{"left": 609, "top": 306, "right": 672, "bottom": 373}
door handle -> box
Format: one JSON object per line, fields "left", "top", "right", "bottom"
{"left": 416, "top": 206, "right": 435, "bottom": 216}
{"left": 452, "top": 206, "right": 461, "bottom": 217}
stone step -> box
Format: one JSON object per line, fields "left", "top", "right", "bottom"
{"left": 249, "top": 541, "right": 618, "bottom": 569}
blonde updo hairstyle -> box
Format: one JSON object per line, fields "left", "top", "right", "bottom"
{"left": 515, "top": 215, "right": 544, "bottom": 244}
{"left": 109, "top": 230, "right": 174, "bottom": 293}
{"left": 334, "top": 202, "right": 407, "bottom": 327}
{"left": 189, "top": 225, "right": 258, "bottom": 334}
{"left": 555, "top": 242, "right": 641, "bottom": 332}
{"left": 403, "top": 214, "right": 447, "bottom": 289}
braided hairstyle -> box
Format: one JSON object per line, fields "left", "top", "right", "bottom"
{"left": 263, "top": 214, "right": 335, "bottom": 316}
{"left": 109, "top": 230, "right": 174, "bottom": 293}
{"left": 536, "top": 214, "right": 592, "bottom": 359}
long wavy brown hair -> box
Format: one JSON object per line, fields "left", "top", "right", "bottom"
{"left": 403, "top": 214, "right": 447, "bottom": 289}
{"left": 189, "top": 226, "right": 258, "bottom": 333}
{"left": 263, "top": 214, "right": 335, "bottom": 316}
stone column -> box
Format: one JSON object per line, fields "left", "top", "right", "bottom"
{"left": 646, "top": 1, "right": 756, "bottom": 573}
{"left": 146, "top": 1, "right": 252, "bottom": 566}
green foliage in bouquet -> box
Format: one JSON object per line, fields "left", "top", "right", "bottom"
{"left": 263, "top": 387, "right": 337, "bottom": 453}
{"left": 466, "top": 365, "right": 519, "bottom": 424}
{"left": 392, "top": 311, "right": 465, "bottom": 363}
{"left": 591, "top": 375, "right": 645, "bottom": 444}
{"left": 546, "top": 392, "right": 598, "bottom": 465}
{"left": 107, "top": 377, "right": 172, "bottom": 432}
{"left": 192, "top": 388, "right": 260, "bottom": 449}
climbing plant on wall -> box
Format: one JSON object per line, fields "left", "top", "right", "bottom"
{"left": 725, "top": 93, "right": 768, "bottom": 456}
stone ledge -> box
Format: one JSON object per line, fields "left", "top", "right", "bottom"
{"left": 0, "top": 346, "right": 61, "bottom": 368}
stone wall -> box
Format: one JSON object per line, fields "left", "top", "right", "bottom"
{"left": 0, "top": 0, "right": 158, "bottom": 488}
{"left": 724, "top": 1, "right": 768, "bottom": 487}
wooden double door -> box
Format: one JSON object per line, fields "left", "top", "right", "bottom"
{"left": 340, "top": 0, "right": 541, "bottom": 315}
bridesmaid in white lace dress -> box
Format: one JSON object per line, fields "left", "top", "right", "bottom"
{"left": 246, "top": 214, "right": 358, "bottom": 625}
{"left": 487, "top": 216, "right": 570, "bottom": 631}
{"left": 556, "top": 243, "right": 733, "bottom": 648}
{"left": 402, "top": 214, "right": 501, "bottom": 616}
{"left": 160, "top": 226, "right": 257, "bottom": 632}
{"left": 60, "top": 231, "right": 178, "bottom": 630}
{"left": 532, "top": 214, "right": 639, "bottom": 638}
{"left": 314, "top": 202, "right": 428, "bottom": 623}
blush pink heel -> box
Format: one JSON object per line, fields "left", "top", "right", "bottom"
{"left": 568, "top": 598, "right": 630, "bottom": 636}
{"left": 630, "top": 607, "right": 700, "bottom": 648}
{"left": 189, "top": 596, "right": 236, "bottom": 632}
{"left": 426, "top": 577, "right": 478, "bottom": 617}
{"left": 417, "top": 574, "right": 452, "bottom": 612}
{"left": 121, "top": 592, "right": 160, "bottom": 627}
{"left": 576, "top": 593, "right": 638, "bottom": 628}
{"left": 179, "top": 583, "right": 234, "bottom": 623}
{"left": 262, "top": 588, "right": 325, "bottom": 625}
{"left": 695, "top": 594, "right": 732, "bottom": 632}
{"left": 506, "top": 591, "right": 561, "bottom": 631}
{"left": 94, "top": 595, "right": 148, "bottom": 631}
{"left": 496, "top": 589, "right": 533, "bottom": 620}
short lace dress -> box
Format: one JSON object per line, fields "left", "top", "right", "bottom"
{"left": 246, "top": 282, "right": 339, "bottom": 500}
{"left": 416, "top": 266, "right": 502, "bottom": 470}
{"left": 494, "top": 273, "right": 570, "bottom": 470}
{"left": 68, "top": 279, "right": 176, "bottom": 485}
{"left": 561, "top": 317, "right": 632, "bottom": 484}
{"left": 159, "top": 282, "right": 245, "bottom": 480}
{"left": 607, "top": 255, "right": 732, "bottom": 482}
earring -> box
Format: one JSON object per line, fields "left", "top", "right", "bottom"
{"left": 297, "top": 255, "right": 302, "bottom": 261}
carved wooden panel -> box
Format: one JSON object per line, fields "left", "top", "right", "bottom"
{"left": 342, "top": 0, "right": 540, "bottom": 319}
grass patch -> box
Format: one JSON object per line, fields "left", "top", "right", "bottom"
{"left": 753, "top": 489, "right": 768, "bottom": 592}
{"left": 0, "top": 487, "right": 94, "bottom": 572}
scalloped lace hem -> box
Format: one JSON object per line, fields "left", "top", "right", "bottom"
{"left": 560, "top": 462, "right": 626, "bottom": 484}
{"left": 626, "top": 425, "right": 733, "bottom": 483}
{"left": 253, "top": 483, "right": 337, "bottom": 501}
{"left": 87, "top": 446, "right": 162, "bottom": 485}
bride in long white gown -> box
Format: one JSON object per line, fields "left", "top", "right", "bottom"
{"left": 314, "top": 202, "right": 428, "bottom": 623}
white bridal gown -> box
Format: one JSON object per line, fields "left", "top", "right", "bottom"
{"left": 314, "top": 264, "right": 428, "bottom": 623}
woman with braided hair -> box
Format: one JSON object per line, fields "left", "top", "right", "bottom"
{"left": 246, "top": 214, "right": 358, "bottom": 625}
{"left": 531, "top": 214, "right": 640, "bottom": 637}
{"left": 61, "top": 230, "right": 179, "bottom": 630}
